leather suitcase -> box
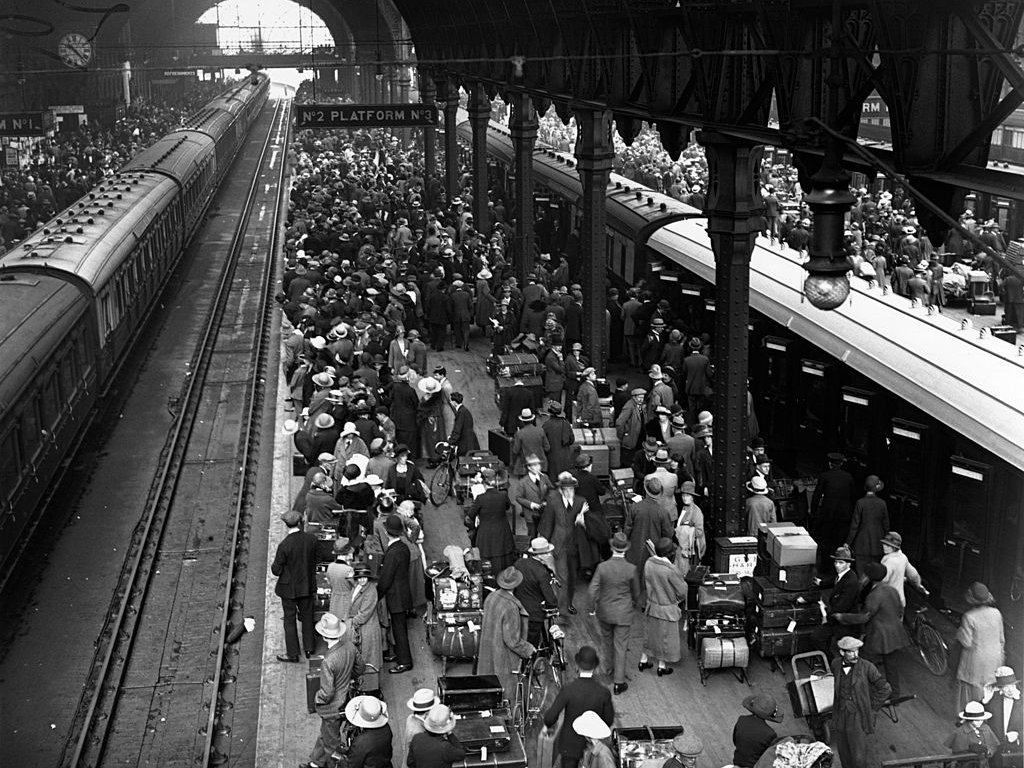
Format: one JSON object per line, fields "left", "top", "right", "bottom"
{"left": 752, "top": 576, "right": 821, "bottom": 606}
{"left": 453, "top": 714, "right": 512, "bottom": 753}
{"left": 697, "top": 576, "right": 745, "bottom": 614}
{"left": 305, "top": 657, "right": 323, "bottom": 714}
{"left": 767, "top": 560, "right": 816, "bottom": 591}
{"left": 487, "top": 429, "right": 512, "bottom": 466}
{"left": 454, "top": 730, "right": 527, "bottom": 768}
{"left": 439, "top": 674, "right": 504, "bottom": 713}
{"left": 755, "top": 626, "right": 818, "bottom": 658}
{"left": 754, "top": 600, "right": 823, "bottom": 628}
{"left": 429, "top": 611, "right": 483, "bottom": 659}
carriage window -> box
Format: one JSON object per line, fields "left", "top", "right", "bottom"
{"left": 59, "top": 351, "right": 76, "bottom": 399}
{"left": 840, "top": 388, "right": 873, "bottom": 456}
{"left": 890, "top": 420, "right": 927, "bottom": 496}
{"left": 946, "top": 457, "right": 989, "bottom": 546}
{"left": 40, "top": 373, "right": 61, "bottom": 428}
{"left": 20, "top": 403, "right": 42, "bottom": 461}
{"left": 762, "top": 337, "right": 789, "bottom": 395}
{"left": 0, "top": 428, "right": 21, "bottom": 502}
{"left": 800, "top": 361, "right": 828, "bottom": 429}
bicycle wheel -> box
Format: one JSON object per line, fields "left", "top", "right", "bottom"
{"left": 511, "top": 681, "right": 525, "bottom": 738}
{"left": 916, "top": 622, "right": 949, "bottom": 676}
{"left": 527, "top": 656, "right": 561, "bottom": 726}
{"left": 429, "top": 462, "right": 453, "bottom": 506}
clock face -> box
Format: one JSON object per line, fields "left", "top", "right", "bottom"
{"left": 59, "top": 33, "right": 94, "bottom": 68}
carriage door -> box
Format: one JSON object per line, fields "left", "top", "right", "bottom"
{"left": 942, "top": 457, "right": 992, "bottom": 591}
{"left": 888, "top": 419, "right": 929, "bottom": 562}
{"left": 758, "top": 336, "right": 793, "bottom": 467}
{"left": 795, "top": 359, "right": 832, "bottom": 474}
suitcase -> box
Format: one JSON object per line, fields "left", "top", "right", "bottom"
{"left": 697, "top": 576, "right": 745, "bottom": 614}
{"left": 684, "top": 565, "right": 712, "bottom": 611}
{"left": 453, "top": 714, "right": 512, "bottom": 753}
{"left": 989, "top": 324, "right": 1017, "bottom": 344}
{"left": 487, "top": 429, "right": 512, "bottom": 466}
{"left": 700, "top": 636, "right": 750, "bottom": 669}
{"left": 969, "top": 296, "right": 997, "bottom": 315}
{"left": 454, "top": 730, "right": 527, "bottom": 768}
{"left": 305, "top": 657, "right": 323, "bottom": 714}
{"left": 293, "top": 452, "right": 308, "bottom": 476}
{"left": 770, "top": 532, "right": 817, "bottom": 566}
{"left": 439, "top": 674, "right": 504, "bottom": 712}
{"left": 429, "top": 611, "right": 483, "bottom": 659}
{"left": 492, "top": 353, "right": 544, "bottom": 377}
{"left": 755, "top": 625, "right": 818, "bottom": 658}
{"left": 315, "top": 568, "right": 331, "bottom": 612}
{"left": 753, "top": 600, "right": 824, "bottom": 628}
{"left": 614, "top": 726, "right": 684, "bottom": 768}
{"left": 767, "top": 560, "right": 816, "bottom": 591}
{"left": 752, "top": 576, "right": 821, "bottom": 607}
{"left": 714, "top": 536, "right": 759, "bottom": 577}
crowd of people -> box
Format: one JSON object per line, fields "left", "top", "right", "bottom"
{"left": 0, "top": 80, "right": 227, "bottom": 254}
{"left": 520, "top": 106, "right": 1024, "bottom": 331}
{"left": 268, "top": 97, "right": 1019, "bottom": 768}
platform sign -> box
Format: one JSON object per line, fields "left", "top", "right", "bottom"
{"left": 296, "top": 103, "right": 439, "bottom": 128}
{"left": 0, "top": 112, "right": 53, "bottom": 136}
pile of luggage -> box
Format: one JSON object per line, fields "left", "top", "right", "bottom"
{"left": 752, "top": 522, "right": 823, "bottom": 658}
{"left": 439, "top": 674, "right": 527, "bottom": 767}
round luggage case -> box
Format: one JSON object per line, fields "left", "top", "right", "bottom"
{"left": 700, "top": 636, "right": 750, "bottom": 669}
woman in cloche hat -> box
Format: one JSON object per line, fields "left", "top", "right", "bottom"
{"left": 407, "top": 704, "right": 467, "bottom": 767}
{"left": 945, "top": 701, "right": 1000, "bottom": 764}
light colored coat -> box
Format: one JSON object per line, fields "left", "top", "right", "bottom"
{"left": 347, "top": 582, "right": 382, "bottom": 691}
{"left": 477, "top": 588, "right": 535, "bottom": 695}
{"left": 643, "top": 556, "right": 687, "bottom": 621}
{"left": 956, "top": 605, "right": 1005, "bottom": 687}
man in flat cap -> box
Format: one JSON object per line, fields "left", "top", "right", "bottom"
{"left": 664, "top": 732, "right": 703, "bottom": 768}
{"left": 830, "top": 635, "right": 891, "bottom": 768}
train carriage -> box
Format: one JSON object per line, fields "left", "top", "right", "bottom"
{"left": 469, "top": 117, "right": 1024, "bottom": 618}
{"left": 0, "top": 73, "right": 269, "bottom": 578}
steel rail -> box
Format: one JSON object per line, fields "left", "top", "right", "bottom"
{"left": 61, "top": 95, "right": 285, "bottom": 768}
{"left": 202, "top": 93, "right": 292, "bottom": 766}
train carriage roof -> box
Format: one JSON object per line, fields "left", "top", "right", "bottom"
{"left": 0, "top": 173, "right": 179, "bottom": 295}
{"left": 0, "top": 274, "right": 90, "bottom": 409}
{"left": 121, "top": 130, "right": 216, "bottom": 184}
{"left": 648, "top": 218, "right": 1024, "bottom": 472}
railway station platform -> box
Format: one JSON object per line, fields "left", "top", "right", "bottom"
{"left": 253, "top": 326, "right": 966, "bottom": 768}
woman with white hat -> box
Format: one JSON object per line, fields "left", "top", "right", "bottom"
{"left": 945, "top": 701, "right": 1000, "bottom": 767}
{"left": 407, "top": 704, "right": 467, "bottom": 768}
{"left": 572, "top": 710, "right": 616, "bottom": 768}
{"left": 343, "top": 695, "right": 393, "bottom": 767}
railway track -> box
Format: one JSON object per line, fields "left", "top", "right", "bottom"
{"left": 59, "top": 95, "right": 290, "bottom": 768}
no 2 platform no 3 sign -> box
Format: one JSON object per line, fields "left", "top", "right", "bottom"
{"left": 295, "top": 103, "right": 440, "bottom": 128}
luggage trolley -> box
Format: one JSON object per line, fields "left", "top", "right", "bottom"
{"left": 693, "top": 573, "right": 751, "bottom": 686}
{"left": 424, "top": 555, "right": 485, "bottom": 674}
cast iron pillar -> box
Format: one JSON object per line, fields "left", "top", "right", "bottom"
{"left": 468, "top": 84, "right": 491, "bottom": 230}
{"left": 420, "top": 76, "right": 437, "bottom": 208}
{"left": 509, "top": 93, "right": 538, "bottom": 285}
{"left": 697, "top": 131, "right": 764, "bottom": 537}
{"left": 573, "top": 108, "right": 614, "bottom": 376}
{"left": 443, "top": 83, "right": 460, "bottom": 202}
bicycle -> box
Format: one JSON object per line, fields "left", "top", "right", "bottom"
{"left": 511, "top": 608, "right": 565, "bottom": 739}
{"left": 905, "top": 604, "right": 949, "bottom": 676}
{"left": 429, "top": 441, "right": 458, "bottom": 506}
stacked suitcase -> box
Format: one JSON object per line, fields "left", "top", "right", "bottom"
{"left": 693, "top": 572, "right": 749, "bottom": 684}
{"left": 455, "top": 450, "right": 507, "bottom": 503}
{"left": 492, "top": 353, "right": 544, "bottom": 410}
{"left": 439, "top": 675, "right": 528, "bottom": 768}
{"left": 570, "top": 427, "right": 619, "bottom": 475}
{"left": 752, "top": 523, "right": 823, "bottom": 659}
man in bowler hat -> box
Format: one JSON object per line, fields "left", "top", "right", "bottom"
{"left": 543, "top": 646, "right": 615, "bottom": 768}
{"left": 377, "top": 513, "right": 414, "bottom": 673}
